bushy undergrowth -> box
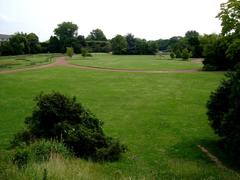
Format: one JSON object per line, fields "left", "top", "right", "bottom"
{"left": 12, "top": 139, "right": 71, "bottom": 168}
{"left": 207, "top": 66, "right": 240, "bottom": 164}
{"left": 12, "top": 92, "right": 126, "bottom": 162}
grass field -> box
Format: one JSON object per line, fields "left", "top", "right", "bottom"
{"left": 0, "top": 55, "right": 239, "bottom": 179}
{"left": 0, "top": 54, "right": 57, "bottom": 70}
{"left": 69, "top": 54, "right": 203, "bottom": 70}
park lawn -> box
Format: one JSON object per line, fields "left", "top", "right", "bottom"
{"left": 0, "top": 66, "right": 239, "bottom": 179}
{"left": 0, "top": 54, "right": 57, "bottom": 70}
{"left": 69, "top": 53, "right": 203, "bottom": 71}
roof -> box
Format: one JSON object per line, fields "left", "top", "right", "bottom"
{"left": 0, "top": 34, "right": 11, "bottom": 39}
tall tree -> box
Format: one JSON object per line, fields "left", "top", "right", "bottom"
{"left": 87, "top": 29, "right": 107, "bottom": 41}
{"left": 111, "top": 35, "right": 127, "bottom": 55}
{"left": 54, "top": 22, "right": 78, "bottom": 51}
{"left": 126, "top": 33, "right": 137, "bottom": 54}
{"left": 217, "top": 0, "right": 240, "bottom": 36}
{"left": 48, "top": 36, "right": 61, "bottom": 53}
{"left": 185, "top": 30, "right": 202, "bottom": 57}
{"left": 9, "top": 33, "right": 29, "bottom": 55}
{"left": 27, "top": 33, "right": 41, "bottom": 54}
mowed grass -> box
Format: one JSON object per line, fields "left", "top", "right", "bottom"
{"left": 0, "top": 54, "right": 57, "bottom": 70}
{"left": 0, "top": 63, "right": 239, "bottom": 178}
{"left": 70, "top": 53, "right": 203, "bottom": 70}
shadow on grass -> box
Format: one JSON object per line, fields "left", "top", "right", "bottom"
{"left": 166, "top": 138, "right": 240, "bottom": 172}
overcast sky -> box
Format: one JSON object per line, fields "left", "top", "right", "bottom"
{"left": 0, "top": 0, "right": 227, "bottom": 41}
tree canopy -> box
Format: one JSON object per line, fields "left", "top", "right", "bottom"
{"left": 87, "top": 29, "right": 107, "bottom": 41}
{"left": 217, "top": 0, "right": 240, "bottom": 36}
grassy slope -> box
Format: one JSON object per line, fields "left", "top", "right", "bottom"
{"left": 0, "top": 54, "right": 57, "bottom": 70}
{"left": 69, "top": 54, "right": 203, "bottom": 71}
{"left": 0, "top": 66, "right": 238, "bottom": 179}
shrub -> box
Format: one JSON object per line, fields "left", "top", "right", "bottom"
{"left": 12, "top": 148, "right": 29, "bottom": 168}
{"left": 66, "top": 47, "right": 74, "bottom": 58}
{"left": 207, "top": 66, "right": 240, "bottom": 163}
{"left": 14, "top": 92, "right": 126, "bottom": 161}
{"left": 11, "top": 130, "right": 34, "bottom": 148}
{"left": 81, "top": 48, "right": 92, "bottom": 57}
{"left": 30, "top": 139, "right": 72, "bottom": 161}
{"left": 170, "top": 52, "right": 175, "bottom": 59}
{"left": 181, "top": 48, "right": 191, "bottom": 60}
{"left": 12, "top": 140, "right": 71, "bottom": 167}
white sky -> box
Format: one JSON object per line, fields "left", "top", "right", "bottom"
{"left": 0, "top": 0, "right": 227, "bottom": 41}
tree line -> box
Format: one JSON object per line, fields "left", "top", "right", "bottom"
{"left": 0, "top": 0, "right": 239, "bottom": 71}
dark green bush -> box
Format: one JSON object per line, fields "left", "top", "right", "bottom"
{"left": 170, "top": 52, "right": 175, "bottom": 59}
{"left": 12, "top": 148, "right": 29, "bottom": 168}
{"left": 207, "top": 66, "right": 240, "bottom": 163}
{"left": 181, "top": 48, "right": 191, "bottom": 60}
{"left": 13, "top": 92, "right": 126, "bottom": 161}
{"left": 10, "top": 130, "right": 34, "bottom": 148}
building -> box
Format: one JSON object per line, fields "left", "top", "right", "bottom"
{"left": 0, "top": 34, "right": 11, "bottom": 44}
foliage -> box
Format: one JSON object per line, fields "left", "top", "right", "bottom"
{"left": 181, "top": 48, "right": 191, "bottom": 60}
{"left": 12, "top": 148, "right": 29, "bottom": 168}
{"left": 126, "top": 34, "right": 137, "bottom": 54}
{"left": 170, "top": 52, "right": 175, "bottom": 59}
{"left": 207, "top": 67, "right": 240, "bottom": 163}
{"left": 185, "top": 31, "right": 202, "bottom": 58}
{"left": 111, "top": 35, "right": 128, "bottom": 55}
{"left": 202, "top": 34, "right": 229, "bottom": 70}
{"left": 54, "top": 22, "right": 78, "bottom": 52}
{"left": 48, "top": 36, "right": 61, "bottom": 53}
{"left": 0, "top": 33, "right": 42, "bottom": 56}
{"left": 217, "top": 0, "right": 240, "bottom": 36}
{"left": 226, "top": 39, "right": 240, "bottom": 68}
{"left": 81, "top": 48, "right": 92, "bottom": 57}
{"left": 66, "top": 47, "right": 74, "bottom": 58}
{"left": 14, "top": 92, "right": 126, "bottom": 161}
{"left": 87, "top": 29, "right": 107, "bottom": 41}
{"left": 12, "top": 139, "right": 71, "bottom": 167}
{"left": 86, "top": 41, "right": 111, "bottom": 53}
{"left": 202, "top": 0, "right": 240, "bottom": 71}
{"left": 27, "top": 33, "right": 41, "bottom": 54}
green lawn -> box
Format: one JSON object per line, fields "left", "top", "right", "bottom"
{"left": 69, "top": 54, "right": 203, "bottom": 70}
{"left": 0, "top": 54, "right": 57, "bottom": 70}
{"left": 0, "top": 58, "right": 239, "bottom": 179}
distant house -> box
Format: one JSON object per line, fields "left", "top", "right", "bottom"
{"left": 0, "top": 34, "right": 11, "bottom": 44}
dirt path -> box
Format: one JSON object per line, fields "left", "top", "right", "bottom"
{"left": 0, "top": 57, "right": 202, "bottom": 74}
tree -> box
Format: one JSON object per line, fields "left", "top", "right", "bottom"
{"left": 40, "top": 41, "right": 49, "bottom": 53}
{"left": 54, "top": 22, "right": 78, "bottom": 51}
{"left": 87, "top": 29, "right": 107, "bottom": 41}
{"left": 147, "top": 41, "right": 158, "bottom": 55}
{"left": 202, "top": 34, "right": 229, "bottom": 70}
{"left": 27, "top": 33, "right": 41, "bottom": 54}
{"left": 185, "top": 30, "right": 202, "bottom": 57}
{"left": 48, "top": 36, "right": 61, "bottom": 53}
{"left": 217, "top": 0, "right": 240, "bottom": 36}
{"left": 226, "top": 39, "right": 240, "bottom": 68}
{"left": 111, "top": 35, "right": 127, "bottom": 55}
{"left": 158, "top": 39, "right": 171, "bottom": 51}
{"left": 126, "top": 33, "right": 137, "bottom": 54}
{"left": 9, "top": 33, "right": 29, "bottom": 55}
{"left": 135, "top": 38, "right": 148, "bottom": 55}
{"left": 207, "top": 67, "right": 240, "bottom": 163}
